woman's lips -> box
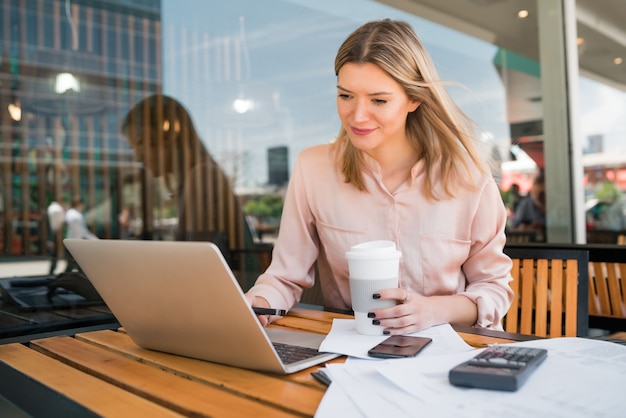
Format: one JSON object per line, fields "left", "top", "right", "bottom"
{"left": 351, "top": 127, "right": 376, "bottom": 136}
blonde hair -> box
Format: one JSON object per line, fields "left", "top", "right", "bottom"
{"left": 334, "top": 19, "right": 487, "bottom": 200}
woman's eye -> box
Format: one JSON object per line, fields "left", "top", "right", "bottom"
{"left": 373, "top": 99, "right": 387, "bottom": 105}
{"left": 338, "top": 93, "right": 351, "bottom": 100}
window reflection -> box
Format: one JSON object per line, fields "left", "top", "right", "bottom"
{"left": 121, "top": 94, "right": 250, "bottom": 251}
{"left": 1, "top": 0, "right": 626, "bottom": 265}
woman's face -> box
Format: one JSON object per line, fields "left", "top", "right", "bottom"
{"left": 336, "top": 62, "right": 420, "bottom": 156}
{"left": 127, "top": 120, "right": 179, "bottom": 177}
{"left": 128, "top": 133, "right": 163, "bottom": 176}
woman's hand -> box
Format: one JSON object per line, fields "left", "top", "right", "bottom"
{"left": 368, "top": 288, "right": 478, "bottom": 335}
{"left": 245, "top": 294, "right": 272, "bottom": 326}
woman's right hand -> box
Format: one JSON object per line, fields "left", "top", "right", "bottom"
{"left": 245, "top": 294, "right": 271, "bottom": 326}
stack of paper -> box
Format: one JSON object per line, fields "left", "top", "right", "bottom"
{"left": 315, "top": 319, "right": 626, "bottom": 418}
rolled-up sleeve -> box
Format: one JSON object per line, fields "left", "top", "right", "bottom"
{"left": 459, "top": 178, "right": 514, "bottom": 329}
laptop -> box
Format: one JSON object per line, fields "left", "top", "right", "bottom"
{"left": 63, "top": 238, "right": 339, "bottom": 374}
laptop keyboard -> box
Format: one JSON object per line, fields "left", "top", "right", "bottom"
{"left": 272, "top": 342, "right": 321, "bottom": 365}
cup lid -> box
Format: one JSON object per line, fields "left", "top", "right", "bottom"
{"left": 345, "top": 240, "right": 401, "bottom": 259}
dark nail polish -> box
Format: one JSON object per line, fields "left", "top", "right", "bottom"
{"left": 373, "top": 293, "right": 381, "bottom": 299}
{"left": 372, "top": 320, "right": 380, "bottom": 325}
{"left": 367, "top": 312, "right": 375, "bottom": 318}
{"left": 383, "top": 330, "right": 390, "bottom": 335}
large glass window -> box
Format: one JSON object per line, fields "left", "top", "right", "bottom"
{"left": 1, "top": 0, "right": 625, "bottom": 281}
{"left": 580, "top": 77, "right": 626, "bottom": 241}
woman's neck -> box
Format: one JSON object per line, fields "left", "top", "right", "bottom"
{"left": 368, "top": 141, "right": 419, "bottom": 193}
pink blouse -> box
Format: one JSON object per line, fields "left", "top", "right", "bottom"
{"left": 247, "top": 143, "right": 513, "bottom": 329}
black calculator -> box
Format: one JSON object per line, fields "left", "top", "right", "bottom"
{"left": 449, "top": 345, "right": 548, "bottom": 391}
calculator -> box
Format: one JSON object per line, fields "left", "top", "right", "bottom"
{"left": 448, "top": 345, "right": 548, "bottom": 391}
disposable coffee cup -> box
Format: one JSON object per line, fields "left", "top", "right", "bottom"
{"left": 345, "top": 240, "right": 402, "bottom": 335}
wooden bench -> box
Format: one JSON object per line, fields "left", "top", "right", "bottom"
{"left": 504, "top": 242, "right": 626, "bottom": 333}
{"left": 503, "top": 245, "right": 589, "bottom": 337}
{"left": 584, "top": 245, "right": 626, "bottom": 332}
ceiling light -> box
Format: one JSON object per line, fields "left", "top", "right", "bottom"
{"left": 54, "top": 72, "right": 80, "bottom": 94}
{"left": 233, "top": 98, "right": 253, "bottom": 114}
{"left": 576, "top": 37, "right": 585, "bottom": 46}
{"left": 614, "top": 57, "right": 623, "bottom": 65}
{"left": 517, "top": 10, "right": 529, "bottom": 19}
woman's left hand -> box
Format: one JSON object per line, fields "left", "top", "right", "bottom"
{"left": 370, "top": 288, "right": 438, "bottom": 334}
{"left": 369, "top": 288, "right": 477, "bottom": 335}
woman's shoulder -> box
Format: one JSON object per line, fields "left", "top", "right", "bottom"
{"left": 296, "top": 142, "right": 340, "bottom": 165}
{"left": 435, "top": 156, "right": 494, "bottom": 188}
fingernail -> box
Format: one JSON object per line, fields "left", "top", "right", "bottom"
{"left": 383, "top": 330, "right": 390, "bottom": 335}
{"left": 367, "top": 312, "right": 375, "bottom": 318}
{"left": 372, "top": 320, "right": 380, "bottom": 325}
{"left": 372, "top": 293, "right": 381, "bottom": 299}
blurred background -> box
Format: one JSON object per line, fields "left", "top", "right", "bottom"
{"left": 1, "top": 0, "right": 626, "bottom": 278}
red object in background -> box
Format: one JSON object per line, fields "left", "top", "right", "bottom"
{"left": 584, "top": 169, "right": 626, "bottom": 191}
{"left": 605, "top": 169, "right": 626, "bottom": 190}
{"left": 501, "top": 171, "right": 534, "bottom": 194}
{"left": 516, "top": 138, "right": 544, "bottom": 168}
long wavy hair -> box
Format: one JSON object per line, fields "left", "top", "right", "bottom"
{"left": 334, "top": 19, "right": 488, "bottom": 200}
{"left": 121, "top": 94, "right": 209, "bottom": 195}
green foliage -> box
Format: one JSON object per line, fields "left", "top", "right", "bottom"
{"left": 595, "top": 180, "right": 621, "bottom": 202}
{"left": 243, "top": 195, "right": 284, "bottom": 218}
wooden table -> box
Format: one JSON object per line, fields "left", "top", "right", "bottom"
{"left": 0, "top": 307, "right": 532, "bottom": 417}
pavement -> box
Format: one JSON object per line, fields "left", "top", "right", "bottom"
{"left": 0, "top": 260, "right": 68, "bottom": 279}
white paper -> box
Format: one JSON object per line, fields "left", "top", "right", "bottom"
{"left": 316, "top": 336, "right": 626, "bottom": 418}
{"left": 318, "top": 319, "right": 473, "bottom": 359}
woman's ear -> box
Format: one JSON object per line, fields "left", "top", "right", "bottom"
{"left": 409, "top": 100, "right": 422, "bottom": 113}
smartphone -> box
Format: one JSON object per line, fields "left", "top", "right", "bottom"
{"left": 367, "top": 335, "right": 433, "bottom": 359}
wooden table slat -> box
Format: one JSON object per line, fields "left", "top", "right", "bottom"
{"left": 0, "top": 343, "right": 182, "bottom": 417}
{"left": 455, "top": 332, "right": 524, "bottom": 348}
{"left": 271, "top": 316, "right": 334, "bottom": 335}
{"left": 288, "top": 307, "right": 353, "bottom": 323}
{"left": 77, "top": 329, "right": 327, "bottom": 413}
{"left": 81, "top": 328, "right": 328, "bottom": 391}
{"left": 31, "top": 331, "right": 314, "bottom": 416}
{"left": 266, "top": 308, "right": 353, "bottom": 335}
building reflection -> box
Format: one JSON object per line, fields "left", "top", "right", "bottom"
{"left": 1, "top": 0, "right": 161, "bottom": 255}
{"left": 0, "top": 1, "right": 281, "bottom": 280}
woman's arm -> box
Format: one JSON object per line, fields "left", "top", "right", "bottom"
{"left": 369, "top": 177, "right": 513, "bottom": 334}
{"left": 245, "top": 149, "right": 322, "bottom": 315}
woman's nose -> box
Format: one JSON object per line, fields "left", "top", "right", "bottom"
{"left": 352, "top": 101, "right": 369, "bottom": 122}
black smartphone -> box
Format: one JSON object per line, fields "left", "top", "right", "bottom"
{"left": 367, "top": 335, "right": 433, "bottom": 359}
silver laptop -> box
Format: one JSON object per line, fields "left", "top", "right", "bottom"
{"left": 63, "top": 239, "right": 338, "bottom": 374}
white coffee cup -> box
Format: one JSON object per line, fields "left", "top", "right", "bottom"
{"left": 345, "top": 240, "right": 402, "bottom": 335}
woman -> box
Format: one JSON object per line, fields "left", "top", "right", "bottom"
{"left": 121, "top": 95, "right": 252, "bottom": 256}
{"left": 246, "top": 19, "right": 513, "bottom": 334}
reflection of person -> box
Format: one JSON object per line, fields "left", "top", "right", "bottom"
{"left": 511, "top": 173, "right": 546, "bottom": 234}
{"left": 121, "top": 95, "right": 253, "bottom": 261}
{"left": 64, "top": 197, "right": 98, "bottom": 271}
{"left": 118, "top": 207, "right": 136, "bottom": 239}
{"left": 246, "top": 19, "right": 513, "bottom": 333}
{"left": 47, "top": 200, "right": 66, "bottom": 275}
{"left": 606, "top": 201, "right": 626, "bottom": 230}
{"left": 507, "top": 183, "right": 523, "bottom": 213}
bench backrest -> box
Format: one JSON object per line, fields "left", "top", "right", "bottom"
{"left": 503, "top": 245, "right": 589, "bottom": 337}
